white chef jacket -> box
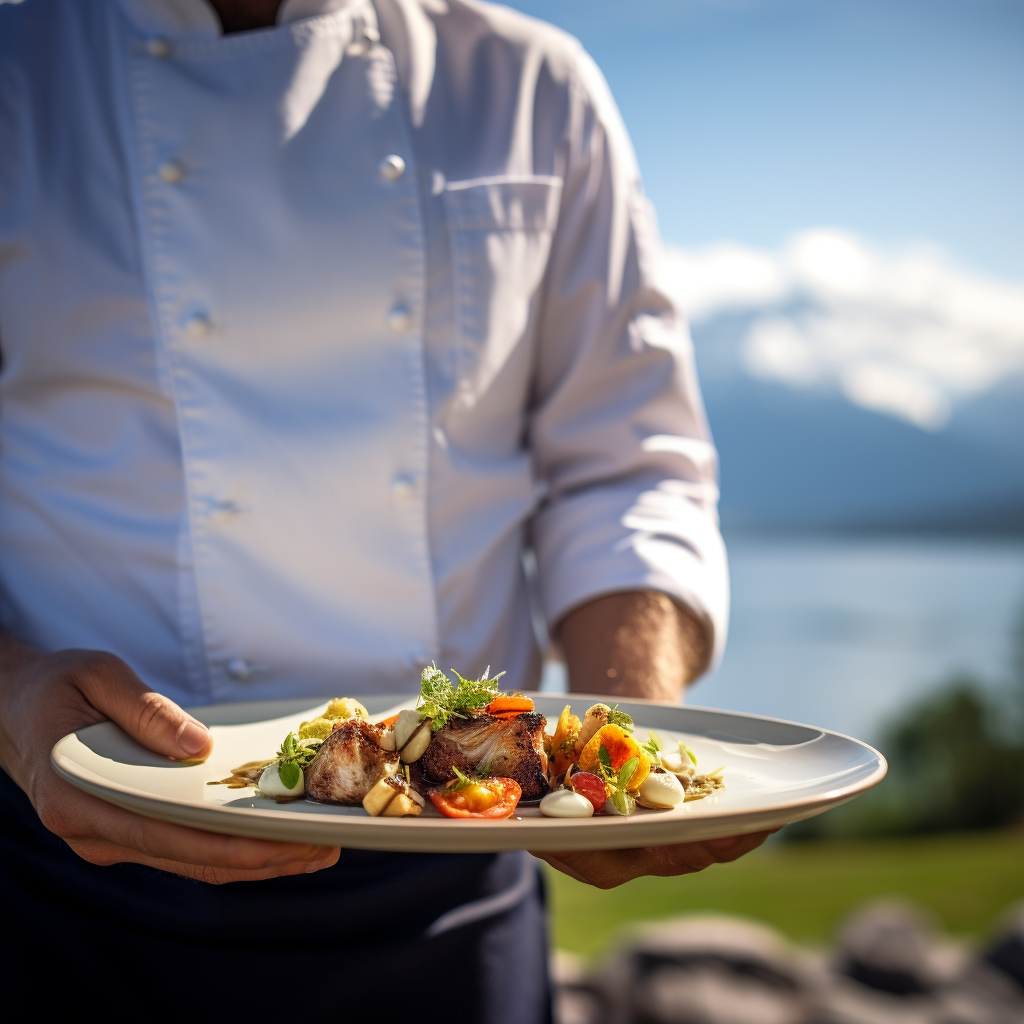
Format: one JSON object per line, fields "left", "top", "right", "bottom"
{"left": 0, "top": 0, "right": 728, "bottom": 706}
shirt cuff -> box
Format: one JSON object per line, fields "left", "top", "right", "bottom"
{"left": 532, "top": 481, "right": 730, "bottom": 674}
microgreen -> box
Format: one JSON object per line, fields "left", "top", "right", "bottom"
{"left": 446, "top": 765, "right": 494, "bottom": 791}
{"left": 610, "top": 789, "right": 636, "bottom": 815}
{"left": 593, "top": 744, "right": 639, "bottom": 815}
{"left": 271, "top": 731, "right": 320, "bottom": 790}
{"left": 416, "top": 664, "right": 504, "bottom": 731}
{"left": 605, "top": 704, "right": 634, "bottom": 733}
{"left": 641, "top": 729, "right": 663, "bottom": 760}
{"left": 617, "top": 756, "right": 639, "bottom": 790}
{"left": 679, "top": 741, "right": 698, "bottom": 767}
{"left": 276, "top": 731, "right": 321, "bottom": 765}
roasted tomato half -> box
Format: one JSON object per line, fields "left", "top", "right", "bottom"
{"left": 429, "top": 777, "right": 522, "bottom": 819}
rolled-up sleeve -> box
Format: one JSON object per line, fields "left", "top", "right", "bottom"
{"left": 529, "top": 47, "right": 729, "bottom": 671}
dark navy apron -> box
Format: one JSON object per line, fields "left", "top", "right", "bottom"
{"left": 0, "top": 770, "right": 552, "bottom": 1022}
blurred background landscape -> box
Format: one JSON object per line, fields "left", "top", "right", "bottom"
{"left": 510, "top": 0, "right": 1024, "bottom": 1007}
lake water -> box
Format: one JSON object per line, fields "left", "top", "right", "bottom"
{"left": 542, "top": 537, "right": 1024, "bottom": 744}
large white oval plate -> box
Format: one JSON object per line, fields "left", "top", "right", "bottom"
{"left": 51, "top": 694, "right": 886, "bottom": 853}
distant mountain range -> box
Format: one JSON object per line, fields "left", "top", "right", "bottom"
{"left": 669, "top": 231, "right": 1024, "bottom": 535}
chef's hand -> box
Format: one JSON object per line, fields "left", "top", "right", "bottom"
{"left": 550, "top": 591, "right": 772, "bottom": 887}
{"left": 0, "top": 637, "right": 341, "bottom": 883}
{"left": 532, "top": 830, "right": 774, "bottom": 889}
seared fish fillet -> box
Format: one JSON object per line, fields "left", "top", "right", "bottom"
{"left": 419, "top": 712, "right": 549, "bottom": 800}
{"left": 305, "top": 719, "right": 399, "bottom": 804}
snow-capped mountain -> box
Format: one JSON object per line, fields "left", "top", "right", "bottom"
{"left": 662, "top": 230, "right": 1024, "bottom": 533}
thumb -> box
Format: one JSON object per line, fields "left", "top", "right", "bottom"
{"left": 75, "top": 653, "right": 212, "bottom": 761}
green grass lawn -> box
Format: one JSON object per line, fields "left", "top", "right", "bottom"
{"left": 543, "top": 829, "right": 1024, "bottom": 958}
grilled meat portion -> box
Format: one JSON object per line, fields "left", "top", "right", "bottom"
{"left": 420, "top": 711, "right": 549, "bottom": 800}
{"left": 305, "top": 718, "right": 399, "bottom": 804}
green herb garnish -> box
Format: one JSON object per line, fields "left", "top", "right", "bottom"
{"left": 593, "top": 745, "right": 639, "bottom": 815}
{"left": 278, "top": 760, "right": 302, "bottom": 790}
{"left": 617, "top": 756, "right": 639, "bottom": 790}
{"left": 416, "top": 664, "right": 504, "bottom": 731}
{"left": 271, "top": 731, "right": 321, "bottom": 790}
{"left": 611, "top": 789, "right": 636, "bottom": 815}
{"left": 606, "top": 704, "right": 635, "bottom": 733}
{"left": 641, "top": 729, "right": 663, "bottom": 760}
{"left": 445, "top": 765, "right": 494, "bottom": 791}
{"left": 276, "top": 731, "right": 321, "bottom": 765}
{"left": 679, "top": 741, "right": 698, "bottom": 767}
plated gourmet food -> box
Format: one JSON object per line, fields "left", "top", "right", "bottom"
{"left": 209, "top": 667, "right": 725, "bottom": 821}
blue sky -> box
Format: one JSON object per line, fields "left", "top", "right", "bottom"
{"left": 505, "top": 0, "right": 1024, "bottom": 279}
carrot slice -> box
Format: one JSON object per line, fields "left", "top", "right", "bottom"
{"left": 379, "top": 713, "right": 401, "bottom": 728}
{"left": 486, "top": 694, "right": 535, "bottom": 718}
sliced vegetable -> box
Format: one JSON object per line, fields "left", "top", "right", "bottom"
{"left": 577, "top": 725, "right": 651, "bottom": 793}
{"left": 568, "top": 770, "right": 607, "bottom": 813}
{"left": 574, "top": 704, "right": 610, "bottom": 755}
{"left": 485, "top": 694, "right": 535, "bottom": 718}
{"left": 363, "top": 775, "right": 425, "bottom": 817}
{"left": 379, "top": 713, "right": 401, "bottom": 728}
{"left": 549, "top": 705, "right": 582, "bottom": 779}
{"left": 387, "top": 708, "right": 432, "bottom": 762}
{"left": 429, "top": 771, "right": 522, "bottom": 819}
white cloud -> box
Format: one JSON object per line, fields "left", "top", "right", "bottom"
{"left": 840, "top": 362, "right": 951, "bottom": 432}
{"left": 660, "top": 228, "right": 1024, "bottom": 431}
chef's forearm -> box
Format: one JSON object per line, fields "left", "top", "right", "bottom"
{"left": 557, "top": 590, "right": 710, "bottom": 702}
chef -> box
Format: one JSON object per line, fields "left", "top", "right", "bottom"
{"left": 0, "top": 0, "right": 769, "bottom": 1019}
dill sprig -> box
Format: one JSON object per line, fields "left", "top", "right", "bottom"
{"left": 416, "top": 664, "right": 505, "bottom": 731}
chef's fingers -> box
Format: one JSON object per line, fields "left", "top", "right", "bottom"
{"left": 68, "top": 650, "right": 213, "bottom": 761}
{"left": 42, "top": 783, "right": 339, "bottom": 876}
{"left": 643, "top": 829, "right": 774, "bottom": 874}
{"left": 531, "top": 830, "right": 774, "bottom": 889}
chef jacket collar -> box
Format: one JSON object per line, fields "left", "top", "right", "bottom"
{"left": 116, "top": 0, "right": 364, "bottom": 37}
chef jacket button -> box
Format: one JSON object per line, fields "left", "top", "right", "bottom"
{"left": 226, "top": 658, "right": 251, "bottom": 681}
{"left": 183, "top": 313, "right": 212, "bottom": 339}
{"left": 145, "top": 38, "right": 171, "bottom": 58}
{"left": 390, "top": 474, "right": 417, "bottom": 499}
{"left": 159, "top": 159, "right": 186, "bottom": 184}
{"left": 378, "top": 154, "right": 406, "bottom": 182}
{"left": 387, "top": 304, "right": 412, "bottom": 332}
{"left": 210, "top": 498, "right": 241, "bottom": 522}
